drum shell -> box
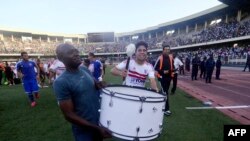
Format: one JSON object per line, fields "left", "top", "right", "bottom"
{"left": 99, "top": 85, "right": 166, "bottom": 141}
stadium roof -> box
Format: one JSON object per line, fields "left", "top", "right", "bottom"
{"left": 116, "top": 4, "right": 228, "bottom": 37}
{"left": 0, "top": 26, "right": 86, "bottom": 38}
{"left": 219, "top": 0, "right": 250, "bottom": 9}
{"left": 1, "top": 1, "right": 249, "bottom": 38}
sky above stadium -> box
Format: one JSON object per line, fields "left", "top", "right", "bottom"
{"left": 0, "top": 0, "right": 222, "bottom": 34}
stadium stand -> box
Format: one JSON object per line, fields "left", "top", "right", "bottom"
{"left": 0, "top": 1, "right": 250, "bottom": 66}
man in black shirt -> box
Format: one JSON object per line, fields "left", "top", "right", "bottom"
{"left": 185, "top": 57, "right": 190, "bottom": 72}
{"left": 242, "top": 52, "right": 250, "bottom": 72}
{"left": 205, "top": 54, "right": 215, "bottom": 83}
{"left": 154, "top": 43, "right": 174, "bottom": 116}
{"left": 200, "top": 56, "right": 207, "bottom": 79}
{"left": 215, "top": 56, "right": 222, "bottom": 80}
{"left": 191, "top": 54, "right": 200, "bottom": 80}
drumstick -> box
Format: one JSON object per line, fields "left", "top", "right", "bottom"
{"left": 123, "top": 57, "right": 130, "bottom": 81}
{"left": 123, "top": 44, "right": 135, "bottom": 84}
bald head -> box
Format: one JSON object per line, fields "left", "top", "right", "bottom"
{"left": 56, "top": 43, "right": 76, "bottom": 61}
{"left": 55, "top": 43, "right": 81, "bottom": 69}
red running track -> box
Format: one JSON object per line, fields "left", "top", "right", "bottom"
{"left": 177, "top": 67, "right": 250, "bottom": 124}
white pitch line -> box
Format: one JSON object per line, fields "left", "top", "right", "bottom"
{"left": 186, "top": 105, "right": 250, "bottom": 110}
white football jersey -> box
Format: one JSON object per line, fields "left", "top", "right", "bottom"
{"left": 49, "top": 59, "right": 65, "bottom": 78}
{"left": 116, "top": 59, "right": 155, "bottom": 87}
{"left": 174, "top": 57, "right": 184, "bottom": 73}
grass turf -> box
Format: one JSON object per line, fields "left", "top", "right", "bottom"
{"left": 0, "top": 66, "right": 238, "bottom": 141}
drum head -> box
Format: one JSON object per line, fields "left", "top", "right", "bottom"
{"left": 102, "top": 85, "right": 166, "bottom": 102}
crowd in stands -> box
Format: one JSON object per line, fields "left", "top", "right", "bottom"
{"left": 176, "top": 45, "right": 250, "bottom": 59}
{"left": 121, "top": 19, "right": 250, "bottom": 48}
{"left": 0, "top": 38, "right": 57, "bottom": 54}
{"left": 1, "top": 19, "right": 250, "bottom": 56}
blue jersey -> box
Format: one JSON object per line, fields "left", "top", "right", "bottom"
{"left": 17, "top": 60, "right": 37, "bottom": 81}
{"left": 90, "top": 60, "right": 102, "bottom": 81}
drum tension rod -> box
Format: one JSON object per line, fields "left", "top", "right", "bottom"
{"left": 148, "top": 128, "right": 153, "bottom": 134}
{"left": 134, "top": 127, "right": 140, "bottom": 141}
{"left": 162, "top": 105, "right": 165, "bottom": 112}
{"left": 110, "top": 91, "right": 115, "bottom": 97}
{"left": 107, "top": 120, "right": 111, "bottom": 129}
{"left": 109, "top": 91, "right": 115, "bottom": 107}
{"left": 139, "top": 97, "right": 146, "bottom": 113}
{"left": 134, "top": 138, "right": 139, "bottom": 141}
{"left": 139, "top": 96, "right": 146, "bottom": 101}
{"left": 153, "top": 107, "right": 158, "bottom": 112}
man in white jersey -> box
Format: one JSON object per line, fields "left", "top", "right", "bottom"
{"left": 171, "top": 53, "right": 183, "bottom": 94}
{"left": 49, "top": 59, "right": 66, "bottom": 80}
{"left": 111, "top": 41, "right": 158, "bottom": 91}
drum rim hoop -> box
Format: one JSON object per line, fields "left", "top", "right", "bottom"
{"left": 99, "top": 122, "right": 161, "bottom": 139}
{"left": 101, "top": 92, "right": 166, "bottom": 102}
{"left": 105, "top": 84, "right": 165, "bottom": 96}
{"left": 102, "top": 85, "right": 166, "bottom": 102}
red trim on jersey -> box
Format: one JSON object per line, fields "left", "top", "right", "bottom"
{"left": 128, "top": 70, "right": 147, "bottom": 77}
{"left": 128, "top": 73, "right": 146, "bottom": 80}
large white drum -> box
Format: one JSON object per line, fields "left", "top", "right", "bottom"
{"left": 99, "top": 85, "right": 166, "bottom": 141}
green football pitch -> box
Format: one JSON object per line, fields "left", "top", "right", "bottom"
{"left": 0, "top": 67, "right": 238, "bottom": 141}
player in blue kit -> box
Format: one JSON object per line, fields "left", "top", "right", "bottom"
{"left": 17, "top": 52, "right": 40, "bottom": 107}
{"left": 88, "top": 52, "right": 103, "bottom": 82}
